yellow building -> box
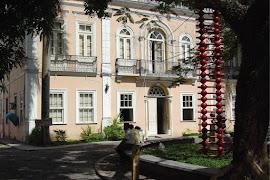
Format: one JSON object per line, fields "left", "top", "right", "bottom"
{"left": 0, "top": 0, "right": 238, "bottom": 142}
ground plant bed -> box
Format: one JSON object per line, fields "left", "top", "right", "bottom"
{"left": 142, "top": 143, "right": 233, "bottom": 169}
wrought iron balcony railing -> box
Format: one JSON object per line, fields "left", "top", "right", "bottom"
{"left": 116, "top": 58, "right": 196, "bottom": 78}
{"left": 50, "top": 55, "right": 97, "bottom": 75}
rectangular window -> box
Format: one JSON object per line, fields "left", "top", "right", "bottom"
{"left": 180, "top": 93, "right": 195, "bottom": 121}
{"left": 19, "top": 93, "right": 23, "bottom": 123}
{"left": 51, "top": 21, "right": 64, "bottom": 55}
{"left": 117, "top": 91, "right": 136, "bottom": 122}
{"left": 50, "top": 90, "right": 66, "bottom": 124}
{"left": 76, "top": 90, "right": 96, "bottom": 124}
{"left": 230, "top": 94, "right": 236, "bottom": 120}
{"left": 78, "top": 24, "right": 93, "bottom": 57}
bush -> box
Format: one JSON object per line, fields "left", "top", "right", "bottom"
{"left": 80, "top": 125, "right": 92, "bottom": 139}
{"left": 29, "top": 127, "right": 42, "bottom": 146}
{"left": 104, "top": 117, "right": 125, "bottom": 141}
{"left": 83, "top": 133, "right": 105, "bottom": 142}
{"left": 54, "top": 129, "right": 67, "bottom": 142}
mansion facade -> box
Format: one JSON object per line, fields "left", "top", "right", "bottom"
{"left": 0, "top": 0, "right": 239, "bottom": 142}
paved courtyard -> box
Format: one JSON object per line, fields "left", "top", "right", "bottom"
{"left": 0, "top": 141, "right": 118, "bottom": 180}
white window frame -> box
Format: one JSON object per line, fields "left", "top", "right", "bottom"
{"left": 180, "top": 92, "right": 196, "bottom": 121}
{"left": 179, "top": 33, "right": 194, "bottom": 62}
{"left": 117, "top": 90, "right": 136, "bottom": 123}
{"left": 76, "top": 21, "right": 96, "bottom": 57}
{"left": 116, "top": 25, "right": 135, "bottom": 59}
{"left": 51, "top": 19, "right": 66, "bottom": 55}
{"left": 19, "top": 92, "right": 24, "bottom": 124}
{"left": 49, "top": 89, "right": 67, "bottom": 124}
{"left": 230, "top": 93, "right": 236, "bottom": 120}
{"left": 76, "top": 90, "right": 97, "bottom": 124}
{"left": 148, "top": 30, "right": 166, "bottom": 62}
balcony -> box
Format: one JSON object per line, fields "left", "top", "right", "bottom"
{"left": 50, "top": 55, "right": 97, "bottom": 76}
{"left": 115, "top": 59, "right": 194, "bottom": 81}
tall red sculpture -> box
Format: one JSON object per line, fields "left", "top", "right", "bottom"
{"left": 196, "top": 8, "right": 226, "bottom": 157}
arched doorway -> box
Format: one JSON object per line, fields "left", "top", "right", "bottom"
{"left": 148, "top": 86, "right": 169, "bottom": 135}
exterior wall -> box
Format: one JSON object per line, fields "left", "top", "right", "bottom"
{"left": 0, "top": 0, "right": 237, "bottom": 142}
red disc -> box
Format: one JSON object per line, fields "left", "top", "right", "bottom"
{"left": 214, "top": 16, "right": 220, "bottom": 22}
{"left": 214, "top": 41, "right": 221, "bottom": 46}
{"left": 199, "top": 29, "right": 206, "bottom": 34}
{"left": 201, "top": 72, "right": 207, "bottom": 77}
{"left": 202, "top": 121, "right": 207, "bottom": 127}
{"left": 201, "top": 103, "right": 207, "bottom": 108}
{"left": 217, "top": 146, "right": 224, "bottom": 152}
{"left": 200, "top": 35, "right": 206, "bottom": 40}
{"left": 216, "top": 84, "right": 222, "bottom": 89}
{"left": 214, "top": 22, "right": 220, "bottom": 28}
{"left": 215, "top": 65, "right": 222, "bottom": 71}
{"left": 200, "top": 59, "right": 207, "bottom": 65}
{"left": 201, "top": 109, "right": 207, "bottom": 114}
{"left": 215, "top": 53, "right": 221, "bottom": 59}
{"left": 201, "top": 84, "right": 207, "bottom": 90}
{"left": 200, "top": 41, "right": 206, "bottom": 46}
{"left": 200, "top": 53, "right": 207, "bottom": 58}
{"left": 201, "top": 78, "right": 207, "bottom": 83}
{"left": 201, "top": 90, "right": 207, "bottom": 96}
{"left": 216, "top": 71, "right": 222, "bottom": 77}
{"left": 215, "top": 47, "right": 221, "bottom": 53}
{"left": 202, "top": 134, "right": 208, "bottom": 140}
{"left": 214, "top": 35, "right": 221, "bottom": 40}
{"left": 216, "top": 140, "right": 225, "bottom": 146}
{"left": 202, "top": 141, "right": 209, "bottom": 146}
{"left": 216, "top": 96, "right": 222, "bottom": 102}
{"left": 214, "top": 29, "right": 220, "bottom": 34}
{"left": 216, "top": 128, "right": 224, "bottom": 133}
{"left": 216, "top": 115, "right": 223, "bottom": 120}
{"left": 201, "top": 96, "right": 207, "bottom": 102}
{"left": 217, "top": 134, "right": 223, "bottom": 140}
{"left": 215, "top": 77, "right": 222, "bottom": 83}
{"left": 200, "top": 47, "right": 206, "bottom": 52}
{"left": 216, "top": 90, "right": 222, "bottom": 96}
{"left": 201, "top": 115, "right": 207, "bottom": 121}
{"left": 201, "top": 66, "right": 207, "bottom": 71}
{"left": 216, "top": 108, "right": 223, "bottom": 114}
{"left": 215, "top": 59, "right": 222, "bottom": 65}
{"left": 216, "top": 102, "right": 223, "bottom": 108}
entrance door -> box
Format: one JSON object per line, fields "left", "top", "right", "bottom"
{"left": 148, "top": 98, "right": 157, "bottom": 135}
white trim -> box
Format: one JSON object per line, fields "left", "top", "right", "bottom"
{"left": 180, "top": 92, "right": 196, "bottom": 121}
{"left": 76, "top": 20, "right": 96, "bottom": 57}
{"left": 19, "top": 91, "right": 24, "bottom": 124}
{"left": 116, "top": 25, "right": 135, "bottom": 59}
{"left": 230, "top": 93, "right": 236, "bottom": 120}
{"left": 49, "top": 89, "right": 67, "bottom": 124}
{"left": 76, "top": 90, "right": 97, "bottom": 124}
{"left": 179, "top": 32, "right": 194, "bottom": 62}
{"left": 117, "top": 90, "right": 136, "bottom": 123}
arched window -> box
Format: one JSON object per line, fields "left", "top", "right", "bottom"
{"left": 179, "top": 33, "right": 194, "bottom": 62}
{"left": 149, "top": 86, "right": 166, "bottom": 96}
{"left": 118, "top": 28, "right": 133, "bottom": 59}
{"left": 148, "top": 30, "right": 165, "bottom": 62}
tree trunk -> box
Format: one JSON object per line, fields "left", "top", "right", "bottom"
{"left": 212, "top": 0, "right": 269, "bottom": 179}
{"left": 41, "top": 35, "right": 51, "bottom": 146}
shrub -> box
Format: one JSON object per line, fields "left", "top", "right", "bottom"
{"left": 104, "top": 113, "right": 125, "bottom": 141}
{"left": 54, "top": 129, "right": 67, "bottom": 142}
{"left": 84, "top": 133, "right": 105, "bottom": 142}
{"left": 29, "top": 127, "right": 42, "bottom": 146}
{"left": 80, "top": 125, "right": 92, "bottom": 138}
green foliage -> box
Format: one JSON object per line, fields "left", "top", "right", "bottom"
{"left": 84, "top": 0, "right": 112, "bottom": 18}
{"left": 142, "top": 143, "right": 233, "bottom": 169}
{"left": 182, "top": 128, "right": 192, "bottom": 136}
{"left": 83, "top": 133, "right": 105, "bottom": 142}
{"left": 29, "top": 127, "right": 42, "bottom": 146}
{"left": 103, "top": 114, "right": 125, "bottom": 141}
{"left": 0, "top": 0, "right": 61, "bottom": 90}
{"left": 80, "top": 125, "right": 92, "bottom": 137}
{"left": 53, "top": 129, "right": 67, "bottom": 142}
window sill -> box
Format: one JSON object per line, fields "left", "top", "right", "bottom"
{"left": 76, "top": 122, "right": 97, "bottom": 125}
{"left": 52, "top": 123, "right": 67, "bottom": 125}
{"left": 181, "top": 120, "right": 196, "bottom": 122}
